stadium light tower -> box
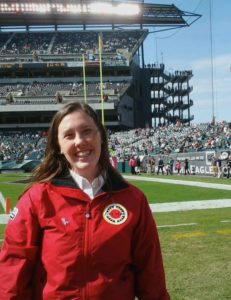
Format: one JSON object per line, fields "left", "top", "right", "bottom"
{"left": 0, "top": 1, "right": 201, "bottom": 28}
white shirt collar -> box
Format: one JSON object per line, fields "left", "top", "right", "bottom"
{"left": 69, "top": 169, "right": 105, "bottom": 200}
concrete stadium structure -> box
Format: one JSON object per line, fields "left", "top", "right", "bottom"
{"left": 0, "top": 0, "right": 201, "bottom": 130}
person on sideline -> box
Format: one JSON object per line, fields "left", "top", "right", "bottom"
{"left": 128, "top": 155, "right": 136, "bottom": 175}
{"left": 217, "top": 155, "right": 222, "bottom": 178}
{"left": 146, "top": 157, "right": 152, "bottom": 176}
{"left": 169, "top": 157, "right": 174, "bottom": 175}
{"left": 157, "top": 157, "right": 164, "bottom": 175}
{"left": 175, "top": 160, "right": 181, "bottom": 175}
{"left": 110, "top": 153, "right": 118, "bottom": 170}
{"left": 135, "top": 155, "right": 141, "bottom": 175}
{"left": 151, "top": 156, "right": 156, "bottom": 175}
{"left": 184, "top": 158, "right": 190, "bottom": 175}
{"left": 0, "top": 102, "right": 170, "bottom": 300}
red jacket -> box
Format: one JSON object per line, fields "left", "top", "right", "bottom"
{"left": 0, "top": 171, "right": 170, "bottom": 300}
{"left": 129, "top": 158, "right": 136, "bottom": 168}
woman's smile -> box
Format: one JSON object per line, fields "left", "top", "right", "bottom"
{"left": 58, "top": 110, "right": 102, "bottom": 182}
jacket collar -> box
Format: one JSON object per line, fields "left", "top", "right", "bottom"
{"left": 50, "top": 168, "right": 129, "bottom": 199}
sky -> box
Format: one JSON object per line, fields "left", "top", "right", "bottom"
{"left": 143, "top": 0, "right": 231, "bottom": 124}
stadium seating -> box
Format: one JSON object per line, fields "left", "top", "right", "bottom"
{"left": 0, "top": 80, "right": 130, "bottom": 105}
{"left": 0, "top": 30, "right": 146, "bottom": 57}
{"left": 1, "top": 122, "right": 230, "bottom": 164}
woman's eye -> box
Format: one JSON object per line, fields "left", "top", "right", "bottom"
{"left": 64, "top": 133, "right": 74, "bottom": 139}
{"left": 83, "top": 128, "right": 94, "bottom": 137}
{"left": 84, "top": 129, "right": 92, "bottom": 134}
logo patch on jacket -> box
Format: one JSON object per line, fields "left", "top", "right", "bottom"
{"left": 103, "top": 204, "right": 128, "bottom": 225}
{"left": 9, "top": 207, "right": 19, "bottom": 220}
{"left": 61, "top": 218, "right": 69, "bottom": 226}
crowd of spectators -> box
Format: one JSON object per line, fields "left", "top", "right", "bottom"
{"left": 0, "top": 30, "right": 145, "bottom": 57}
{"left": 0, "top": 32, "right": 53, "bottom": 55}
{"left": 0, "top": 122, "right": 230, "bottom": 164}
{"left": 0, "top": 131, "right": 46, "bottom": 163}
{"left": 0, "top": 81, "right": 129, "bottom": 104}
{"left": 108, "top": 121, "right": 231, "bottom": 158}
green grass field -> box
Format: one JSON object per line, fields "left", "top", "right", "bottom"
{"left": 0, "top": 173, "right": 231, "bottom": 299}
{"left": 156, "top": 208, "right": 231, "bottom": 300}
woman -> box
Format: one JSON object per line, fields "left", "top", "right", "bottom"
{"left": 175, "top": 160, "right": 181, "bottom": 175}
{"left": 0, "top": 102, "right": 170, "bottom": 300}
{"left": 129, "top": 155, "right": 136, "bottom": 175}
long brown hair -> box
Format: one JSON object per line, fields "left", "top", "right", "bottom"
{"left": 30, "top": 102, "right": 112, "bottom": 183}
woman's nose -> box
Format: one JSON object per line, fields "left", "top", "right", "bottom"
{"left": 74, "top": 133, "right": 83, "bottom": 145}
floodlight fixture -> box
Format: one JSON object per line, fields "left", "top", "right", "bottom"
{"left": 0, "top": 2, "right": 140, "bottom": 15}
{"left": 0, "top": 1, "right": 201, "bottom": 28}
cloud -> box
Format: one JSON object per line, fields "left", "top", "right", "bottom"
{"left": 192, "top": 53, "right": 231, "bottom": 73}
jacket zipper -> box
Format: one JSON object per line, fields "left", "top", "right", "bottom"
{"left": 83, "top": 202, "right": 91, "bottom": 300}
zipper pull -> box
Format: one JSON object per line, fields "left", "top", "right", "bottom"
{"left": 85, "top": 211, "right": 91, "bottom": 219}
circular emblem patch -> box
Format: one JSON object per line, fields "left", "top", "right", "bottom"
{"left": 103, "top": 204, "right": 128, "bottom": 225}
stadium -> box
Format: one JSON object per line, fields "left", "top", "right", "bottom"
{"left": 0, "top": 0, "right": 201, "bottom": 131}
{"left": 1, "top": 0, "right": 230, "bottom": 174}
{"left": 0, "top": 1, "right": 231, "bottom": 299}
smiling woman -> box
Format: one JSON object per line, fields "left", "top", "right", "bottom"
{"left": 58, "top": 109, "right": 101, "bottom": 182}
{"left": 30, "top": 101, "right": 111, "bottom": 184}
{"left": 0, "top": 102, "right": 170, "bottom": 300}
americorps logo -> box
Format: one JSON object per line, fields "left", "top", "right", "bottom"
{"left": 103, "top": 203, "right": 128, "bottom": 225}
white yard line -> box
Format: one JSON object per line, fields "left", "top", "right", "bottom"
{"left": 124, "top": 175, "right": 231, "bottom": 190}
{"left": 157, "top": 223, "right": 197, "bottom": 228}
{"left": 0, "top": 214, "right": 10, "bottom": 224}
{"left": 0, "top": 192, "right": 6, "bottom": 212}
{"left": 150, "top": 199, "right": 231, "bottom": 212}
{"left": 123, "top": 175, "right": 231, "bottom": 211}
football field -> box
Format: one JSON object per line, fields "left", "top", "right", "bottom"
{"left": 0, "top": 173, "right": 231, "bottom": 300}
